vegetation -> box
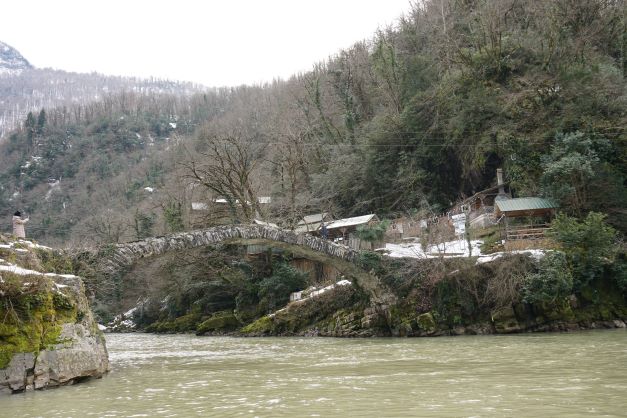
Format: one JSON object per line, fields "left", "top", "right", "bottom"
{"left": 356, "top": 220, "right": 390, "bottom": 243}
{"left": 0, "top": 273, "right": 78, "bottom": 368}
{"left": 1, "top": 0, "right": 624, "bottom": 245}
{"left": 551, "top": 212, "right": 620, "bottom": 284}
{"left": 128, "top": 247, "right": 316, "bottom": 333}
{"left": 1, "top": 1, "right": 626, "bottom": 337}
{"left": 522, "top": 252, "right": 574, "bottom": 304}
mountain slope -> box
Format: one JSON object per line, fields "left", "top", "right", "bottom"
{"left": 0, "top": 41, "right": 32, "bottom": 75}
{"left": 0, "top": 41, "right": 206, "bottom": 138}
{"left": 0, "top": 0, "right": 626, "bottom": 245}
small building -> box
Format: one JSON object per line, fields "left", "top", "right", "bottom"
{"left": 448, "top": 168, "right": 511, "bottom": 230}
{"left": 191, "top": 202, "right": 209, "bottom": 211}
{"left": 325, "top": 214, "right": 380, "bottom": 250}
{"left": 495, "top": 197, "right": 558, "bottom": 242}
{"left": 294, "top": 212, "right": 380, "bottom": 250}
{"left": 294, "top": 212, "right": 334, "bottom": 234}
{"left": 385, "top": 216, "right": 424, "bottom": 241}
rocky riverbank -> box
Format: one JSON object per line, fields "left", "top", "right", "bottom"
{"left": 0, "top": 236, "right": 109, "bottom": 394}
{"left": 121, "top": 251, "right": 626, "bottom": 339}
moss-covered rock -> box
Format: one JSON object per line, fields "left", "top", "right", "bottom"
{"left": 416, "top": 312, "right": 436, "bottom": 334}
{"left": 196, "top": 312, "right": 240, "bottom": 335}
{"left": 240, "top": 316, "right": 274, "bottom": 335}
{"left": 0, "top": 263, "right": 108, "bottom": 393}
{"left": 0, "top": 274, "right": 76, "bottom": 370}
{"left": 145, "top": 313, "right": 203, "bottom": 333}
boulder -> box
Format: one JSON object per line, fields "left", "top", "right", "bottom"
{"left": 196, "top": 312, "right": 241, "bottom": 335}
{"left": 1, "top": 275, "right": 109, "bottom": 393}
{"left": 416, "top": 312, "right": 437, "bottom": 335}
{"left": 33, "top": 323, "right": 108, "bottom": 390}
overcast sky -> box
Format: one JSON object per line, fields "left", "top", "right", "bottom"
{"left": 0, "top": 0, "right": 412, "bottom": 87}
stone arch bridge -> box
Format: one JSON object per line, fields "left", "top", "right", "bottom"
{"left": 87, "top": 225, "right": 390, "bottom": 302}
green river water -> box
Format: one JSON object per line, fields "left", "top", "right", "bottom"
{"left": 2, "top": 330, "right": 626, "bottom": 417}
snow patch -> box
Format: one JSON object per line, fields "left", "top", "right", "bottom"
{"left": 272, "top": 280, "right": 353, "bottom": 317}
{"left": 381, "top": 239, "right": 483, "bottom": 259}
{"left": 476, "top": 249, "right": 548, "bottom": 265}
{"left": 18, "top": 240, "right": 51, "bottom": 250}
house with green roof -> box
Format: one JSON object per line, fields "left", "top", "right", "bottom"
{"left": 495, "top": 197, "right": 558, "bottom": 242}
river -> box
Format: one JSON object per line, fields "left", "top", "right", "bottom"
{"left": 2, "top": 330, "right": 626, "bottom": 417}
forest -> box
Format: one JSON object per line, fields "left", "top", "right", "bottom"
{"left": 0, "top": 0, "right": 625, "bottom": 246}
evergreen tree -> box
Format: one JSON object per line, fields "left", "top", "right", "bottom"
{"left": 24, "top": 111, "right": 36, "bottom": 144}
{"left": 36, "top": 109, "right": 46, "bottom": 134}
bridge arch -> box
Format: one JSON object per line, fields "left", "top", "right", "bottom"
{"left": 91, "top": 225, "right": 389, "bottom": 302}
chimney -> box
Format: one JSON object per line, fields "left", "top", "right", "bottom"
{"left": 497, "top": 168, "right": 505, "bottom": 195}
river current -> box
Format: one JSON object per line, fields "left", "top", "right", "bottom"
{"left": 2, "top": 330, "right": 626, "bottom": 417}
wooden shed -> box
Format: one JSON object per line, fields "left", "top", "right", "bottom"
{"left": 495, "top": 197, "right": 558, "bottom": 241}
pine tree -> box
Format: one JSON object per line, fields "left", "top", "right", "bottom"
{"left": 36, "top": 109, "right": 46, "bottom": 134}
{"left": 25, "top": 111, "right": 36, "bottom": 144}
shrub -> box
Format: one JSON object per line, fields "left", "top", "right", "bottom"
{"left": 356, "top": 220, "right": 390, "bottom": 242}
{"left": 551, "top": 212, "right": 617, "bottom": 289}
{"left": 357, "top": 251, "right": 383, "bottom": 273}
{"left": 522, "top": 252, "right": 573, "bottom": 304}
{"left": 257, "top": 262, "right": 308, "bottom": 312}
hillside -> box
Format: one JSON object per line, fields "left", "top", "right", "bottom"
{"left": 0, "top": 41, "right": 205, "bottom": 139}
{"left": 0, "top": 0, "right": 626, "bottom": 246}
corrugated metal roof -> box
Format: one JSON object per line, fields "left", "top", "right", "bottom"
{"left": 495, "top": 197, "right": 558, "bottom": 213}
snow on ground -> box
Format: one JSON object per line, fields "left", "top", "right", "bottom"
{"left": 0, "top": 262, "right": 77, "bottom": 279}
{"left": 475, "top": 249, "right": 547, "bottom": 265}
{"left": 307, "top": 279, "right": 352, "bottom": 298}
{"left": 0, "top": 236, "right": 59, "bottom": 258}
{"left": 269, "top": 279, "right": 352, "bottom": 318}
{"left": 0, "top": 264, "right": 44, "bottom": 276}
{"left": 106, "top": 309, "right": 137, "bottom": 331}
{"left": 15, "top": 239, "right": 52, "bottom": 250}
{"left": 380, "top": 238, "right": 548, "bottom": 264}
{"left": 382, "top": 239, "right": 483, "bottom": 259}
{"left": 124, "top": 307, "right": 137, "bottom": 317}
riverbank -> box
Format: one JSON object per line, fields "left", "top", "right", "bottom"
{"left": 109, "top": 252, "right": 627, "bottom": 339}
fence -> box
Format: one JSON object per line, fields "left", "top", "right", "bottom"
{"left": 505, "top": 223, "right": 552, "bottom": 241}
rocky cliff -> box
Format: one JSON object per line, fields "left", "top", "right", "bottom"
{"left": 0, "top": 236, "right": 109, "bottom": 394}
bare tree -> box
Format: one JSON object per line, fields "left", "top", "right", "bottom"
{"left": 184, "top": 131, "right": 267, "bottom": 223}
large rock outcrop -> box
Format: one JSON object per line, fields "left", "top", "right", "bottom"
{"left": 0, "top": 238, "right": 109, "bottom": 394}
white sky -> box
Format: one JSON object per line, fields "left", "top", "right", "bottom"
{"left": 0, "top": 0, "right": 412, "bottom": 87}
